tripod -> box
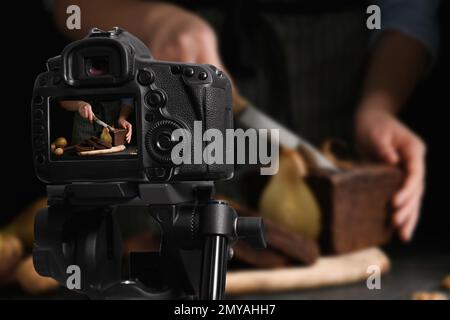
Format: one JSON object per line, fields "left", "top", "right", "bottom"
{"left": 33, "top": 182, "right": 265, "bottom": 300}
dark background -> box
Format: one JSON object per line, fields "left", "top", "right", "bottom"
{"left": 2, "top": 1, "right": 448, "bottom": 250}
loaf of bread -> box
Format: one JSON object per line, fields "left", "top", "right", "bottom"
{"left": 307, "top": 165, "right": 403, "bottom": 254}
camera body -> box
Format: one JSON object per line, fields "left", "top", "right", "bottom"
{"left": 31, "top": 27, "right": 233, "bottom": 183}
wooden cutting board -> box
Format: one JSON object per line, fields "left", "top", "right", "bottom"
{"left": 78, "top": 145, "right": 125, "bottom": 156}
{"left": 225, "top": 247, "right": 389, "bottom": 295}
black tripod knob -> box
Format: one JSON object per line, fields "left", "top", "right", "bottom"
{"left": 236, "top": 217, "right": 266, "bottom": 249}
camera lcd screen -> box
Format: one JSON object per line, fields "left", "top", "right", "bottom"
{"left": 49, "top": 97, "right": 138, "bottom": 161}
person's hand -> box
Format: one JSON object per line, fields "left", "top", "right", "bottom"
{"left": 78, "top": 102, "right": 94, "bottom": 122}
{"left": 118, "top": 118, "right": 132, "bottom": 144}
{"left": 355, "top": 107, "right": 426, "bottom": 242}
{"left": 143, "top": 4, "right": 223, "bottom": 67}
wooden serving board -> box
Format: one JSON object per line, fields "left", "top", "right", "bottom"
{"left": 78, "top": 145, "right": 126, "bottom": 156}
{"left": 225, "top": 247, "right": 390, "bottom": 295}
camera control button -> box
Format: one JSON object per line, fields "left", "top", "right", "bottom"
{"left": 146, "top": 120, "right": 180, "bottom": 162}
{"left": 34, "top": 96, "right": 44, "bottom": 105}
{"left": 138, "top": 70, "right": 155, "bottom": 86}
{"left": 198, "top": 71, "right": 208, "bottom": 80}
{"left": 33, "top": 109, "right": 44, "bottom": 120}
{"left": 145, "top": 168, "right": 168, "bottom": 180}
{"left": 183, "top": 67, "right": 195, "bottom": 77}
{"left": 146, "top": 90, "right": 166, "bottom": 108}
{"left": 156, "top": 133, "right": 173, "bottom": 151}
{"left": 34, "top": 137, "right": 45, "bottom": 149}
{"left": 154, "top": 167, "right": 166, "bottom": 178}
{"left": 35, "top": 154, "right": 46, "bottom": 165}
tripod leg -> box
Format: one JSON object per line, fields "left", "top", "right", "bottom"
{"left": 200, "top": 235, "right": 228, "bottom": 300}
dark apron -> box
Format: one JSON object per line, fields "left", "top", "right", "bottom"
{"left": 195, "top": 1, "right": 368, "bottom": 145}
{"left": 119, "top": 0, "right": 370, "bottom": 230}
{"left": 72, "top": 100, "right": 122, "bottom": 144}
{"left": 189, "top": 1, "right": 369, "bottom": 202}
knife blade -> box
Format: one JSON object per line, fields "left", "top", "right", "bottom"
{"left": 237, "top": 104, "right": 339, "bottom": 171}
{"left": 93, "top": 116, "right": 114, "bottom": 131}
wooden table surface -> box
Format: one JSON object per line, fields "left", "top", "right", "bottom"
{"left": 233, "top": 246, "right": 450, "bottom": 300}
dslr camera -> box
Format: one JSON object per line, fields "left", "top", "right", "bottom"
{"left": 32, "top": 26, "right": 233, "bottom": 183}
{"left": 30, "top": 28, "right": 264, "bottom": 300}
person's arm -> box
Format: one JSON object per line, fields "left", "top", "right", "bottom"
{"left": 59, "top": 100, "right": 94, "bottom": 122}
{"left": 54, "top": 0, "right": 223, "bottom": 67}
{"left": 118, "top": 99, "right": 133, "bottom": 143}
{"left": 358, "top": 31, "right": 428, "bottom": 113}
{"left": 355, "top": 0, "right": 440, "bottom": 242}
{"left": 118, "top": 105, "right": 132, "bottom": 121}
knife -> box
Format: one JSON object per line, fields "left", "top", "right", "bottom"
{"left": 233, "top": 93, "right": 338, "bottom": 171}
{"left": 93, "top": 115, "right": 114, "bottom": 131}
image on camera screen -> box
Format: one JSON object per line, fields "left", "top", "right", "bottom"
{"left": 49, "top": 97, "right": 138, "bottom": 160}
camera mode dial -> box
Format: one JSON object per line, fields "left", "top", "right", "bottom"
{"left": 146, "top": 120, "right": 182, "bottom": 163}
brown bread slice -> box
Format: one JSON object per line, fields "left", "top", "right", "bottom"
{"left": 225, "top": 199, "right": 320, "bottom": 267}
{"left": 90, "top": 136, "right": 113, "bottom": 149}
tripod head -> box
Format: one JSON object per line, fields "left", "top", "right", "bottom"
{"left": 33, "top": 182, "right": 265, "bottom": 299}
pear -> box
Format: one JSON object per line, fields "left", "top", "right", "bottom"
{"left": 259, "top": 149, "right": 321, "bottom": 240}
{"left": 100, "top": 127, "right": 113, "bottom": 145}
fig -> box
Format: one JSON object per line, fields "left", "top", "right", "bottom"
{"left": 54, "top": 148, "right": 64, "bottom": 156}
{"left": 54, "top": 137, "right": 67, "bottom": 148}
